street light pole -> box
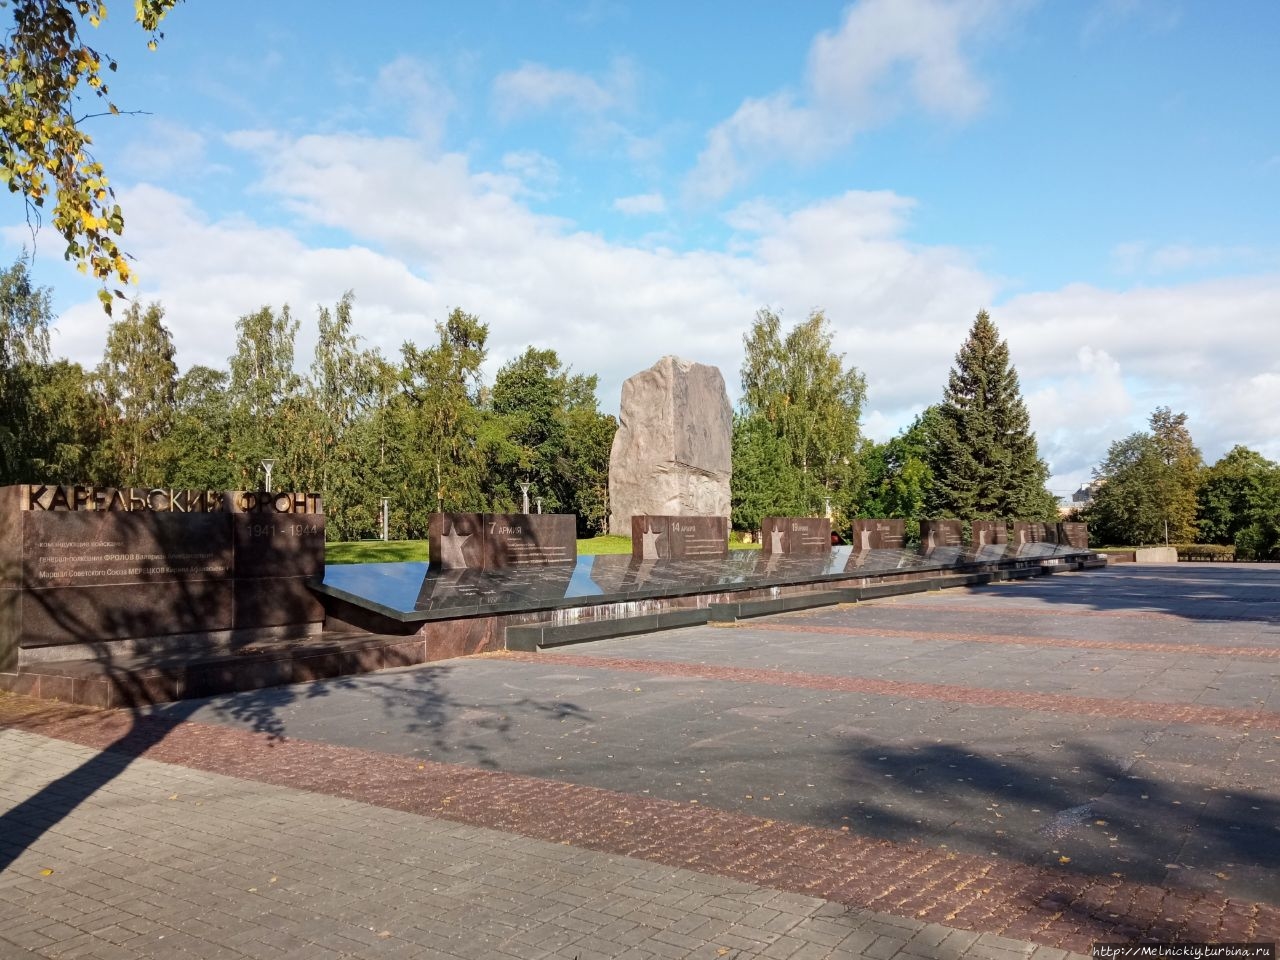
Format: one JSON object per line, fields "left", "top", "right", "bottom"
{"left": 519, "top": 481, "right": 531, "bottom": 514}
{"left": 261, "top": 458, "right": 276, "bottom": 493}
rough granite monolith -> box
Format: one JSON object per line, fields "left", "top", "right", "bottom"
{"left": 607, "top": 356, "right": 733, "bottom": 535}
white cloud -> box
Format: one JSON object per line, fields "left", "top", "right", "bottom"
{"left": 375, "top": 56, "right": 456, "bottom": 148}
{"left": 687, "top": 0, "right": 1017, "bottom": 201}
{"left": 117, "top": 120, "right": 209, "bottom": 179}
{"left": 1111, "top": 241, "right": 1264, "bottom": 277}
{"left": 47, "top": 184, "right": 440, "bottom": 377}
{"left": 613, "top": 192, "right": 667, "bottom": 216}
{"left": 501, "top": 150, "right": 560, "bottom": 196}
{"left": 492, "top": 59, "right": 635, "bottom": 121}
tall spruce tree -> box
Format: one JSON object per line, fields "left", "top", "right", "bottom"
{"left": 927, "top": 310, "right": 1056, "bottom": 520}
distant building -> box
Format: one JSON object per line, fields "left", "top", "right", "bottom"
{"left": 1072, "top": 480, "right": 1103, "bottom": 508}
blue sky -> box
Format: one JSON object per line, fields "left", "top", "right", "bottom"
{"left": 6, "top": 0, "right": 1280, "bottom": 500}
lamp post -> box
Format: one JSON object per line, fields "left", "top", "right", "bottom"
{"left": 381, "top": 497, "right": 390, "bottom": 542}
{"left": 519, "top": 481, "right": 531, "bottom": 514}
{"left": 261, "top": 458, "right": 276, "bottom": 494}
{"left": 535, "top": 497, "right": 543, "bottom": 515}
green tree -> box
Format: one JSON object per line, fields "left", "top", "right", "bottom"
{"left": 227, "top": 303, "right": 303, "bottom": 489}
{"left": 488, "top": 346, "right": 615, "bottom": 533}
{"left": 95, "top": 299, "right": 177, "bottom": 485}
{"left": 1087, "top": 408, "right": 1202, "bottom": 545}
{"left": 734, "top": 308, "right": 866, "bottom": 527}
{"left": 27, "top": 358, "right": 103, "bottom": 482}
{"left": 1148, "top": 405, "right": 1201, "bottom": 542}
{"left": 163, "top": 364, "right": 236, "bottom": 489}
{"left": 927, "top": 310, "right": 1056, "bottom": 520}
{"left": 300, "top": 292, "right": 389, "bottom": 539}
{"left": 859, "top": 407, "right": 939, "bottom": 541}
{"left": 1, "top": 0, "right": 181, "bottom": 306}
{"left": 395, "top": 308, "right": 490, "bottom": 535}
{"left": 730, "top": 413, "right": 803, "bottom": 532}
{"left": 0, "top": 256, "right": 52, "bottom": 480}
{"left": 1197, "top": 445, "right": 1280, "bottom": 560}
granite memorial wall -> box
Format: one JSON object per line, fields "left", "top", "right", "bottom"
{"left": 850, "top": 519, "right": 906, "bottom": 551}
{"left": 761, "top": 517, "right": 831, "bottom": 555}
{"left": 1012, "top": 522, "right": 1058, "bottom": 546}
{"left": 631, "top": 515, "right": 729, "bottom": 560}
{"left": 919, "top": 519, "right": 963, "bottom": 559}
{"left": 1058, "top": 522, "right": 1089, "bottom": 549}
{"left": 0, "top": 484, "right": 324, "bottom": 670}
{"left": 427, "top": 513, "right": 576, "bottom": 571}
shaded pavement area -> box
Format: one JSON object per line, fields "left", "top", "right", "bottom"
{"left": 2, "top": 563, "right": 1278, "bottom": 958}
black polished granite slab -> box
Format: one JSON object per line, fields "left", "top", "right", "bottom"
{"left": 312, "top": 542, "right": 1092, "bottom": 625}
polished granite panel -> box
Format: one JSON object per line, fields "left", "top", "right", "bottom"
{"left": 315, "top": 543, "right": 1089, "bottom": 623}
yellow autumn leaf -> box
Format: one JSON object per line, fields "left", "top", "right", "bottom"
{"left": 1058, "top": 855, "right": 1071, "bottom": 864}
{"left": 39, "top": 868, "right": 54, "bottom": 876}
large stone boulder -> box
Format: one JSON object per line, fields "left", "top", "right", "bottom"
{"left": 608, "top": 356, "right": 733, "bottom": 535}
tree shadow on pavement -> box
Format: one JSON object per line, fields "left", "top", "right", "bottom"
{"left": 817, "top": 734, "right": 1280, "bottom": 906}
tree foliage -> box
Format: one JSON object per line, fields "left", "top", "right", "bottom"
{"left": 1, "top": 0, "right": 182, "bottom": 307}
{"left": 859, "top": 407, "right": 939, "bottom": 541}
{"left": 0, "top": 255, "right": 51, "bottom": 479}
{"left": 488, "top": 346, "right": 615, "bottom": 535}
{"left": 1087, "top": 407, "right": 1202, "bottom": 545}
{"left": 734, "top": 308, "right": 866, "bottom": 528}
{"left": 927, "top": 310, "right": 1056, "bottom": 521}
{"left": 95, "top": 299, "right": 175, "bottom": 485}
{"left": 1197, "top": 445, "right": 1280, "bottom": 560}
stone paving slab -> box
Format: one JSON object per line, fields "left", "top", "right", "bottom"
{"left": 1, "top": 727, "right": 1088, "bottom": 960}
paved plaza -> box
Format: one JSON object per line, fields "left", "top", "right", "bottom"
{"left": 2, "top": 564, "right": 1278, "bottom": 958}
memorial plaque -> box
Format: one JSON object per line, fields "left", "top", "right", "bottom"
{"left": 0, "top": 485, "right": 325, "bottom": 662}
{"left": 761, "top": 517, "right": 831, "bottom": 556}
{"left": 484, "top": 514, "right": 576, "bottom": 567}
{"left": 1058, "top": 522, "right": 1089, "bottom": 549}
{"left": 631, "top": 515, "right": 728, "bottom": 560}
{"left": 428, "top": 513, "right": 577, "bottom": 571}
{"left": 850, "top": 519, "right": 905, "bottom": 551}
{"left": 970, "top": 520, "right": 1008, "bottom": 560}
{"left": 22, "top": 511, "right": 231, "bottom": 588}
{"left": 970, "top": 521, "right": 1007, "bottom": 548}
{"left": 919, "top": 520, "right": 963, "bottom": 556}
{"left": 1011, "top": 522, "right": 1057, "bottom": 545}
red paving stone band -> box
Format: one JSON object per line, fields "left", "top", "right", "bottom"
{"left": 501, "top": 652, "right": 1280, "bottom": 732}
{"left": 856, "top": 600, "right": 1277, "bottom": 625}
{"left": 1, "top": 695, "right": 1276, "bottom": 953}
{"left": 762, "top": 621, "right": 1280, "bottom": 661}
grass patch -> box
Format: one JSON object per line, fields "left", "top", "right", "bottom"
{"left": 577, "top": 535, "right": 634, "bottom": 555}
{"left": 326, "top": 533, "right": 761, "bottom": 564}
{"left": 325, "top": 540, "right": 428, "bottom": 564}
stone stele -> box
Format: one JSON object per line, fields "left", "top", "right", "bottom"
{"left": 608, "top": 356, "right": 733, "bottom": 535}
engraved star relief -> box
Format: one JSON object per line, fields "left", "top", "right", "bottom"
{"left": 641, "top": 523, "right": 662, "bottom": 560}
{"left": 440, "top": 523, "right": 472, "bottom": 569}
{"left": 770, "top": 529, "right": 786, "bottom": 553}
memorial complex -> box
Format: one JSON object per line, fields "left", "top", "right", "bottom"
{"left": 0, "top": 473, "right": 1101, "bottom": 708}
